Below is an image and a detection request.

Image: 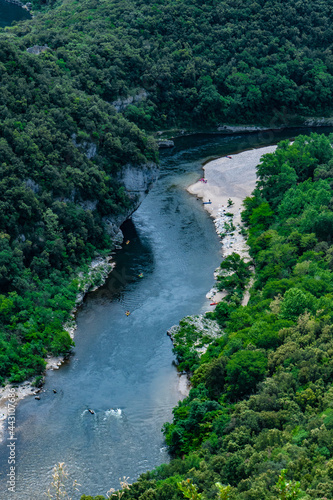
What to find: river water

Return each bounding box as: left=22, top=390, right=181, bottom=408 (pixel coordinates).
left=1, top=129, right=333, bottom=499
left=0, top=0, right=30, bottom=28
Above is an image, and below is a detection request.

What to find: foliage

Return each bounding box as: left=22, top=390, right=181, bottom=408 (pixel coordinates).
left=216, top=253, right=251, bottom=305
left=177, top=479, right=202, bottom=500
left=275, top=470, right=305, bottom=500
left=8, top=0, right=333, bottom=132
left=83, top=135, right=333, bottom=499
left=0, top=5, right=158, bottom=381
left=106, top=477, right=131, bottom=499
left=3, top=0, right=333, bottom=492
left=3, top=0, right=333, bottom=383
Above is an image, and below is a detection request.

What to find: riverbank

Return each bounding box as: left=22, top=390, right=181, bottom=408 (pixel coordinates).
left=154, top=118, right=333, bottom=140
left=167, top=145, right=278, bottom=374
left=0, top=254, right=116, bottom=443
left=188, top=145, right=277, bottom=304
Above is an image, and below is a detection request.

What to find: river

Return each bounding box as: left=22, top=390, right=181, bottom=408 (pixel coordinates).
left=1, top=129, right=333, bottom=499
left=0, top=0, right=30, bottom=28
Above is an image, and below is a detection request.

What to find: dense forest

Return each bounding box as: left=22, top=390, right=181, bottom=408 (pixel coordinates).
left=20, top=0, right=333, bottom=128
left=1, top=0, right=333, bottom=382
left=1, top=0, right=333, bottom=496
left=2, top=0, right=333, bottom=494
left=0, top=22, right=158, bottom=383
left=81, top=133, right=333, bottom=499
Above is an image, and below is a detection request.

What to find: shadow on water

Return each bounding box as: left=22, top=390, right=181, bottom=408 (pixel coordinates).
left=93, top=219, right=155, bottom=304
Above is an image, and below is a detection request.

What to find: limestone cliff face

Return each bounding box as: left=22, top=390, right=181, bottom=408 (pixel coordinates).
left=120, top=162, right=158, bottom=204
left=303, top=117, right=333, bottom=127
left=112, top=89, right=149, bottom=113
left=69, top=134, right=159, bottom=240
left=103, top=161, right=159, bottom=238
left=71, top=134, right=97, bottom=159
left=79, top=162, right=159, bottom=239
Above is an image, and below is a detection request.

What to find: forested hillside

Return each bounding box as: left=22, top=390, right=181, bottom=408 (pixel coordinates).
left=1, top=0, right=333, bottom=424
left=0, top=13, right=157, bottom=384
left=2, top=0, right=333, bottom=495
left=82, top=134, right=333, bottom=499
left=21, top=0, right=333, bottom=128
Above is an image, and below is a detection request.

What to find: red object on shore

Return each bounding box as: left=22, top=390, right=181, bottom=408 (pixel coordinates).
left=210, top=302, right=218, bottom=306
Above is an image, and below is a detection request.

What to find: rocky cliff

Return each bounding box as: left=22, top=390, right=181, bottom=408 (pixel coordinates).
left=70, top=134, right=159, bottom=240
left=103, top=161, right=159, bottom=239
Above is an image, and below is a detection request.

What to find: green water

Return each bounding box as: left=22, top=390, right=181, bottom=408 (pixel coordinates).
left=0, top=0, right=30, bottom=28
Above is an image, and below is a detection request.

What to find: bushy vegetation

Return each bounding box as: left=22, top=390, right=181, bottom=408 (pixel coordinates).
left=3, top=0, right=333, bottom=491
left=83, top=134, right=333, bottom=499
left=9, top=0, right=333, bottom=130
left=2, top=0, right=333, bottom=383
left=0, top=12, right=157, bottom=384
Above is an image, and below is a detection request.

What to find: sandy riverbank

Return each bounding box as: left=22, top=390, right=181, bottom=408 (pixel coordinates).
left=168, top=145, right=278, bottom=387
left=187, top=145, right=277, bottom=304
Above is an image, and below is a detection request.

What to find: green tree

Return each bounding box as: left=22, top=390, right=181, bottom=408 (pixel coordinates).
left=226, top=350, right=267, bottom=400
left=280, top=288, right=315, bottom=320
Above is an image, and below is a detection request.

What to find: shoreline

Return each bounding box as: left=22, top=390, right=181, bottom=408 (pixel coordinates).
left=188, top=145, right=277, bottom=304
left=155, top=119, right=333, bottom=140
left=0, top=253, right=117, bottom=443
left=0, top=145, right=281, bottom=440
left=167, top=145, right=278, bottom=382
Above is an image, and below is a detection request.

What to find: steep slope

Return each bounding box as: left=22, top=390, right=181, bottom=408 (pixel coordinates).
left=0, top=34, right=158, bottom=383
left=20, top=0, right=333, bottom=128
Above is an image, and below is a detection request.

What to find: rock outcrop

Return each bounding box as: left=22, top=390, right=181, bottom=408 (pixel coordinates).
left=168, top=315, right=222, bottom=358
left=71, top=134, right=97, bottom=159
left=303, top=117, right=333, bottom=127
left=70, top=133, right=158, bottom=237
left=26, top=45, right=50, bottom=55
left=217, top=124, right=268, bottom=134
left=112, top=89, right=149, bottom=112
left=157, top=139, right=175, bottom=148
left=24, top=178, right=40, bottom=193
left=103, top=161, right=159, bottom=237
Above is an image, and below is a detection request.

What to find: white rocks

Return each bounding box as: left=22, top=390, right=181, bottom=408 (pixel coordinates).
left=217, top=124, right=270, bottom=133
left=26, top=45, right=49, bottom=55
left=112, top=89, right=149, bottom=113
left=71, top=133, right=97, bottom=159
left=168, top=315, right=222, bottom=359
